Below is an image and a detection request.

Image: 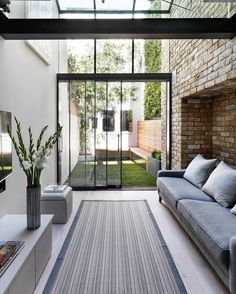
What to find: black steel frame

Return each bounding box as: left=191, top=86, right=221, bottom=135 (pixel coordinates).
left=1, top=18, right=236, bottom=40
left=57, top=73, right=172, bottom=190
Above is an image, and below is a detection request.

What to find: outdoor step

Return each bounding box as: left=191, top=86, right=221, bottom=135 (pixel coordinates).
left=130, top=147, right=151, bottom=160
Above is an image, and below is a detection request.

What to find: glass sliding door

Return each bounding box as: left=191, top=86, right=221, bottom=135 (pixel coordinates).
left=94, top=81, right=122, bottom=188
left=107, top=82, right=122, bottom=187
left=58, top=75, right=170, bottom=189
left=84, top=81, right=96, bottom=188
left=95, top=81, right=107, bottom=187
left=58, top=79, right=122, bottom=189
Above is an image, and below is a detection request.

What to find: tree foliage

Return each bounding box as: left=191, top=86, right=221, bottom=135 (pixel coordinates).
left=144, top=0, right=162, bottom=119
left=68, top=42, right=136, bottom=152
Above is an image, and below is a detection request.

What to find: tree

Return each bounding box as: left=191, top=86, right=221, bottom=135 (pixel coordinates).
left=68, top=42, right=136, bottom=153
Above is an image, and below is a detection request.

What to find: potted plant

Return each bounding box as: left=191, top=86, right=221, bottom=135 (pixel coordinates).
left=8, top=117, right=62, bottom=230
left=147, top=149, right=161, bottom=177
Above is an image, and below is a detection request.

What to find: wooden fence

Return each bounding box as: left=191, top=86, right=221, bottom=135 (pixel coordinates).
left=137, top=119, right=161, bottom=153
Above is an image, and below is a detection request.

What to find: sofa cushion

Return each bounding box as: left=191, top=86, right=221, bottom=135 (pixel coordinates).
left=184, top=154, right=217, bottom=189
left=158, top=177, right=214, bottom=209
left=231, top=204, right=236, bottom=215
left=202, top=161, right=236, bottom=208
left=178, top=199, right=236, bottom=273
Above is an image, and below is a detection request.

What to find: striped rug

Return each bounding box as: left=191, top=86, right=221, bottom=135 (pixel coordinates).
left=44, top=200, right=187, bottom=294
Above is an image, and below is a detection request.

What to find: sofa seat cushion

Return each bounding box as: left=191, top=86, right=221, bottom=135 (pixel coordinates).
left=158, top=177, right=214, bottom=209
left=178, top=200, right=236, bottom=273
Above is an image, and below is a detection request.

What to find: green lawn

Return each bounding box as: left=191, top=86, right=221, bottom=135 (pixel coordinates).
left=122, top=160, right=156, bottom=187
left=67, top=159, right=156, bottom=187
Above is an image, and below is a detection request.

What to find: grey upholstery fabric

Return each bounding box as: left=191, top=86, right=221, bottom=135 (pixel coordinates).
left=158, top=177, right=214, bottom=209
left=202, top=161, right=236, bottom=208
left=184, top=154, right=217, bottom=188
left=158, top=170, right=186, bottom=178
left=231, top=204, right=236, bottom=215
left=41, top=187, right=73, bottom=224
left=178, top=200, right=236, bottom=274
left=230, top=236, right=236, bottom=294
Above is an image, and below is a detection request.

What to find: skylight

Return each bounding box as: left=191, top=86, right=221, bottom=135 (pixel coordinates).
left=58, top=0, right=171, bottom=15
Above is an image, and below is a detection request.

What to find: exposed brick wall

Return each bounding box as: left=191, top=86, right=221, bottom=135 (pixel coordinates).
left=171, top=37, right=236, bottom=169
left=181, top=98, right=212, bottom=167
left=212, top=93, right=236, bottom=165
left=161, top=0, right=236, bottom=169
left=170, top=1, right=232, bottom=18
left=161, top=40, right=169, bottom=169
left=180, top=93, right=236, bottom=168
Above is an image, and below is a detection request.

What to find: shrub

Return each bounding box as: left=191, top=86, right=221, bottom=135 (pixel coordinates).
left=144, top=40, right=161, bottom=119
left=151, top=149, right=161, bottom=161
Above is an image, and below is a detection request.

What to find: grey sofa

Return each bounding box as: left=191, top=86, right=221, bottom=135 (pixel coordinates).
left=157, top=170, right=236, bottom=294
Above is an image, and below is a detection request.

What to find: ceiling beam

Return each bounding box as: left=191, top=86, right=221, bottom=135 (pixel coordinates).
left=0, top=18, right=235, bottom=40
left=57, top=73, right=172, bottom=82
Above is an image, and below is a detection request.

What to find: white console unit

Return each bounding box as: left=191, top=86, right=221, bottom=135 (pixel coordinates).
left=0, top=214, right=53, bottom=294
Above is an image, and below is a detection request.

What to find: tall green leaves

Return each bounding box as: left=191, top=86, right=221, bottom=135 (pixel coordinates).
left=144, top=0, right=162, bottom=119
left=8, top=117, right=62, bottom=187
left=144, top=40, right=161, bottom=119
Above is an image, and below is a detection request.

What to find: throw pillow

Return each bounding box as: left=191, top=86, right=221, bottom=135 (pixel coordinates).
left=231, top=204, right=236, bottom=215
left=202, top=161, right=236, bottom=208
left=184, top=154, right=217, bottom=189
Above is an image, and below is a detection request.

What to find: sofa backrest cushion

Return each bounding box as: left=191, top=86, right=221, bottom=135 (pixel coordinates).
left=202, top=161, right=236, bottom=208
left=184, top=154, right=217, bottom=189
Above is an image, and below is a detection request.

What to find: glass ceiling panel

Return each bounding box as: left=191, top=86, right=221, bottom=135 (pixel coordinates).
left=58, top=0, right=171, bottom=14
left=4, top=0, right=233, bottom=19
left=96, top=13, right=133, bottom=19
left=59, top=0, right=94, bottom=11
left=96, top=0, right=134, bottom=11
left=135, top=0, right=157, bottom=11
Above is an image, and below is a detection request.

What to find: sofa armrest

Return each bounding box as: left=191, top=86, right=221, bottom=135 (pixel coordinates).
left=230, top=236, right=236, bottom=294
left=157, top=170, right=186, bottom=178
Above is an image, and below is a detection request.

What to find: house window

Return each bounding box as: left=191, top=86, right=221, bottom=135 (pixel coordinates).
left=122, top=110, right=129, bottom=131
left=89, top=117, right=98, bottom=129
left=102, top=110, right=115, bottom=132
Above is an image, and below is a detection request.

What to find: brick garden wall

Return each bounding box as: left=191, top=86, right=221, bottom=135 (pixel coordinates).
left=161, top=0, right=236, bottom=169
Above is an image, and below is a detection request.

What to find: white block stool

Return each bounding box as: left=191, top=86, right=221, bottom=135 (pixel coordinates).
left=41, top=186, right=73, bottom=224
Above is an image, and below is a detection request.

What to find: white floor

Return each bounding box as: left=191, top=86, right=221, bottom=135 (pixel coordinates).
left=34, top=190, right=229, bottom=294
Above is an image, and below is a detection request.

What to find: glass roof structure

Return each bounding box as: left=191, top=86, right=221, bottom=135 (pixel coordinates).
left=57, top=0, right=172, bottom=15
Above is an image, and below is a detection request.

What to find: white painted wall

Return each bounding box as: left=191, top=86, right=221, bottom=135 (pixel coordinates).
left=58, top=82, right=70, bottom=184
left=0, top=39, right=67, bottom=218
left=70, top=114, right=80, bottom=174
left=58, top=85, right=80, bottom=184
left=128, top=82, right=144, bottom=147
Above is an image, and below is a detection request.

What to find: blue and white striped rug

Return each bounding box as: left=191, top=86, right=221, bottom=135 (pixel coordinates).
left=44, top=200, right=187, bottom=294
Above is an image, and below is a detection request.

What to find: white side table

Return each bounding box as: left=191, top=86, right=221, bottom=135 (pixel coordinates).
left=0, top=214, right=53, bottom=294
